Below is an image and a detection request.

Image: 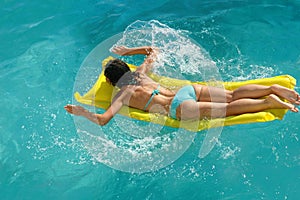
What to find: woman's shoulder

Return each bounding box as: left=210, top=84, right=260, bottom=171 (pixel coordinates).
left=120, top=84, right=141, bottom=95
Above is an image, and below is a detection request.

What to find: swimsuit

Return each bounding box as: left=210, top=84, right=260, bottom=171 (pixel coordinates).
left=169, top=85, right=197, bottom=119
left=143, top=85, right=160, bottom=111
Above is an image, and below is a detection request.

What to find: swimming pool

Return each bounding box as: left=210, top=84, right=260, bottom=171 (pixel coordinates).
left=1, top=0, right=300, bottom=199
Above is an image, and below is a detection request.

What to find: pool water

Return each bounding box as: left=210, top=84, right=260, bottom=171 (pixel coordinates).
left=1, top=0, right=300, bottom=199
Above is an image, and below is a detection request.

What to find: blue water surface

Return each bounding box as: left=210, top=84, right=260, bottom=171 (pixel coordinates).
left=1, top=0, right=300, bottom=199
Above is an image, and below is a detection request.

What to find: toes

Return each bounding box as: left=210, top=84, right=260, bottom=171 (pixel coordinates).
left=291, top=106, right=299, bottom=113
left=295, top=95, right=300, bottom=105
left=287, top=94, right=300, bottom=105
left=290, top=94, right=300, bottom=105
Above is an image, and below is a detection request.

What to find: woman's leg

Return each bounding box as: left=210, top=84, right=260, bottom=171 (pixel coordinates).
left=226, top=94, right=298, bottom=116
left=179, top=94, right=298, bottom=120
left=232, top=84, right=300, bottom=104
left=193, top=84, right=300, bottom=104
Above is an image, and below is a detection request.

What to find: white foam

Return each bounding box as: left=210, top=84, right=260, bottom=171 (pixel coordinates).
left=114, top=20, right=219, bottom=81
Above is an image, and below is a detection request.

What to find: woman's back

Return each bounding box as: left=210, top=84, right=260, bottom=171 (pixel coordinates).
left=120, top=72, right=175, bottom=114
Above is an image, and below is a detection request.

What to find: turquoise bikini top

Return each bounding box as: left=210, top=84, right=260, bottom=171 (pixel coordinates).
left=143, top=85, right=160, bottom=111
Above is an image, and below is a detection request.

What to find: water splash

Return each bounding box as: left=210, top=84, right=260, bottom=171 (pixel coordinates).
left=113, top=20, right=219, bottom=82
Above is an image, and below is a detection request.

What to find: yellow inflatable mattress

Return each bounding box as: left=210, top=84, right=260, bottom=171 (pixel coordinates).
left=74, top=56, right=296, bottom=131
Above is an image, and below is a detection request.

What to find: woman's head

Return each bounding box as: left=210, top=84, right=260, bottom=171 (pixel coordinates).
left=104, top=59, right=131, bottom=86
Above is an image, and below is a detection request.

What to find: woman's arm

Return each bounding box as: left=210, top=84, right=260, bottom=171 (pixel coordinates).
left=64, top=105, right=111, bottom=126
left=64, top=90, right=126, bottom=126
left=111, top=46, right=155, bottom=56
left=112, top=46, right=159, bottom=74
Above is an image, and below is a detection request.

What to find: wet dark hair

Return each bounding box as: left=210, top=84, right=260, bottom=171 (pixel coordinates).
left=104, top=59, right=140, bottom=87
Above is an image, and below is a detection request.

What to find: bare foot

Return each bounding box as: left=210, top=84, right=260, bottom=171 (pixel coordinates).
left=271, top=84, right=300, bottom=105
left=266, top=94, right=298, bottom=112
left=64, top=104, right=87, bottom=116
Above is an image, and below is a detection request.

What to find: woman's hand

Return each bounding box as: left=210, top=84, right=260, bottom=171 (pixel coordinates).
left=111, top=46, right=130, bottom=56
left=64, top=104, right=87, bottom=116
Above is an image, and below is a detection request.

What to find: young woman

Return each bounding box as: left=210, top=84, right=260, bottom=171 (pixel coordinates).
left=65, top=46, right=299, bottom=126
